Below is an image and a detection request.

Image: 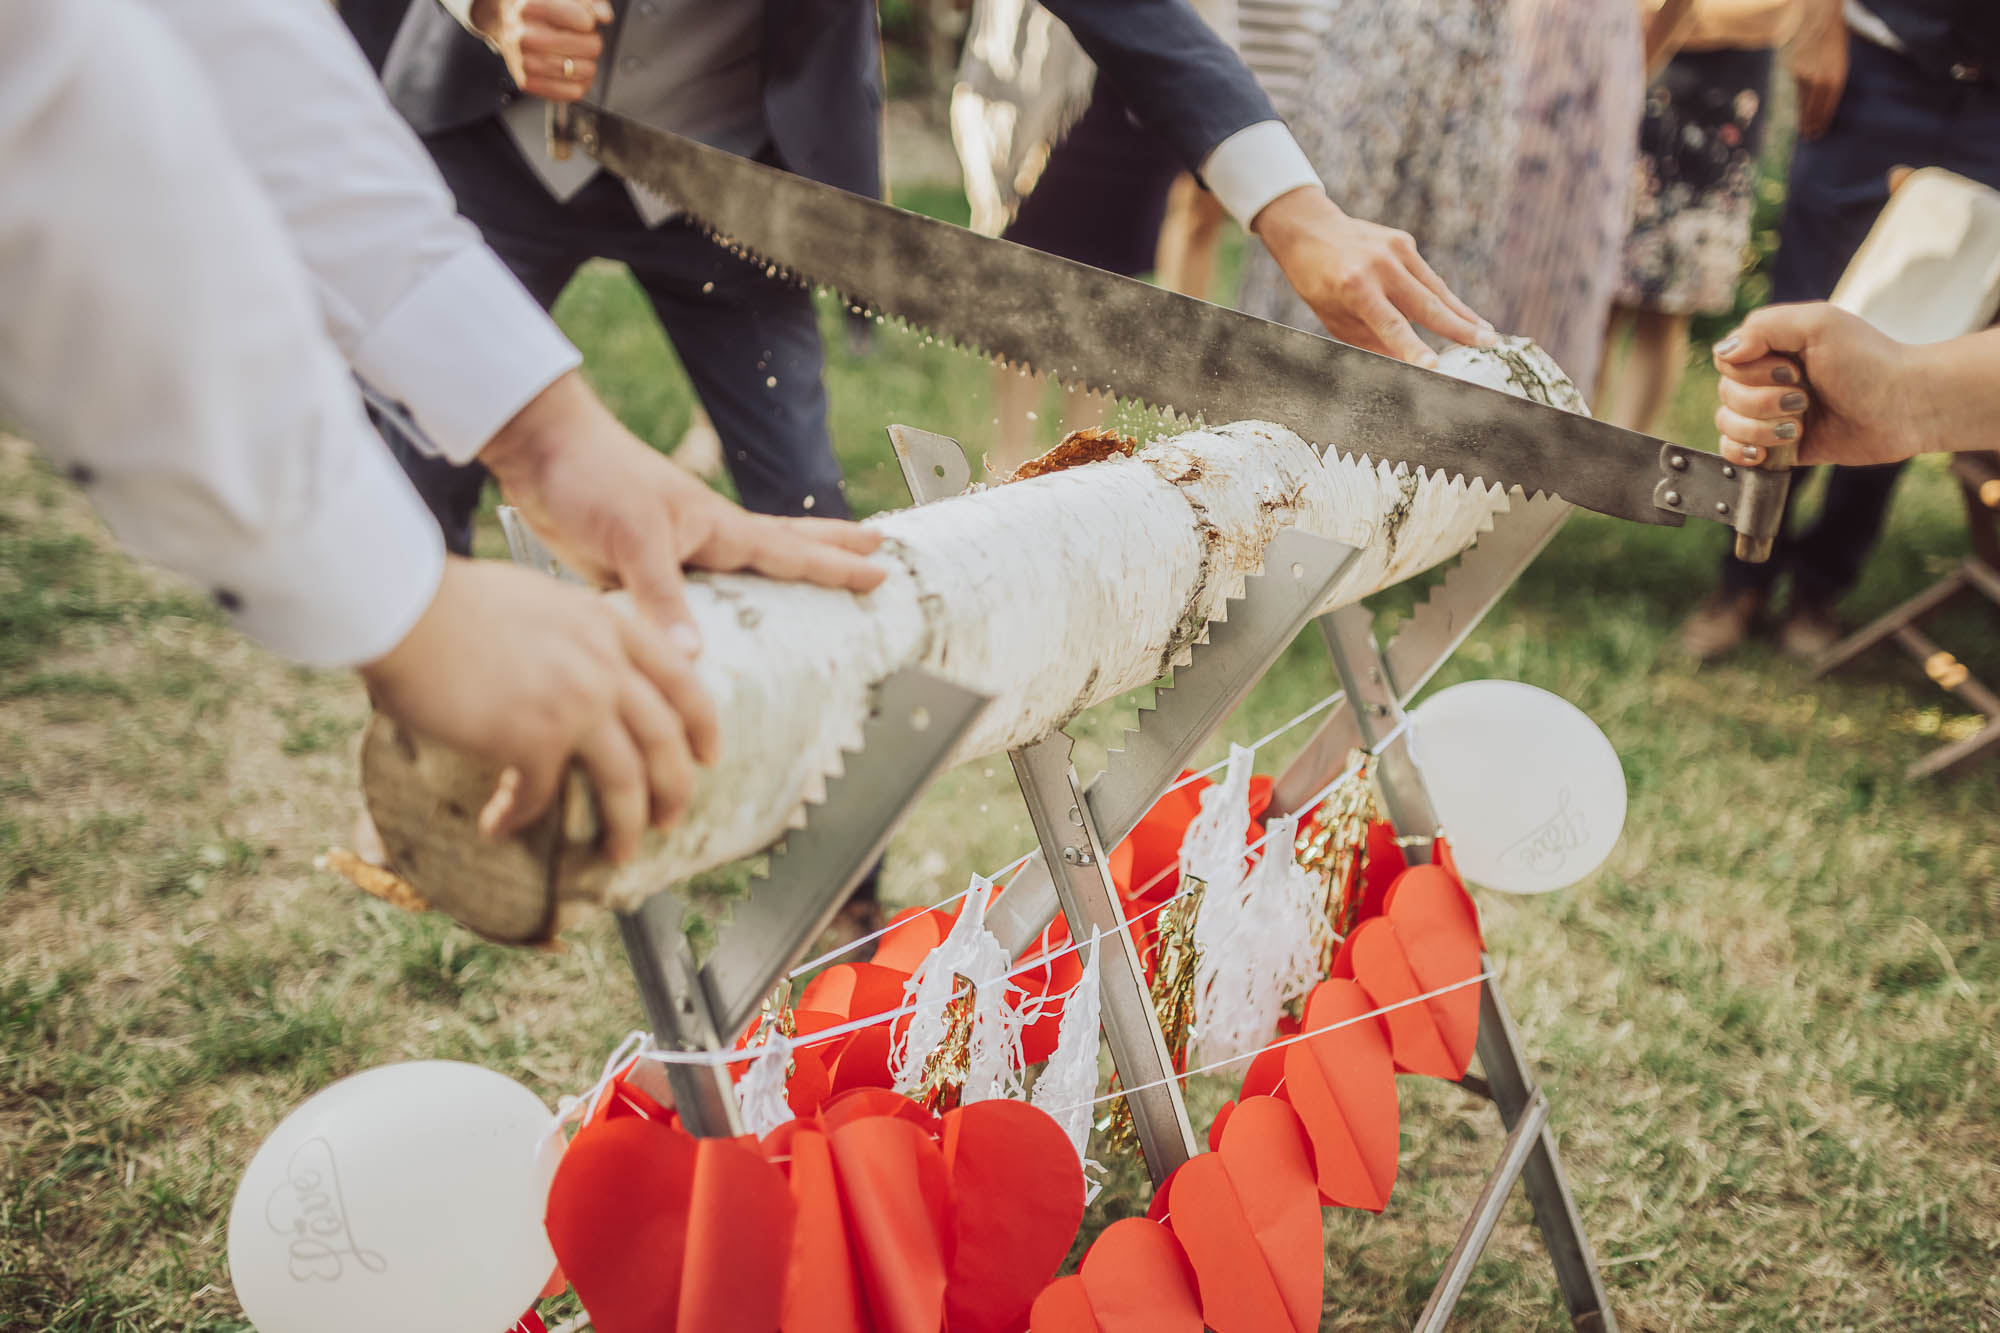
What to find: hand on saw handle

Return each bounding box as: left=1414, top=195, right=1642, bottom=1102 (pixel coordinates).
left=1250, top=185, right=1497, bottom=368
left=1713, top=303, right=1926, bottom=469
left=469, top=0, right=612, bottom=102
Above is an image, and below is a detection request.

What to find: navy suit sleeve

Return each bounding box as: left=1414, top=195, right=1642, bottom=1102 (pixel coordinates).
left=1035, top=0, right=1281, bottom=172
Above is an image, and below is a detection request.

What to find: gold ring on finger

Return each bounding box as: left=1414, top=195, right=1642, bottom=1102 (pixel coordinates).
left=562, top=56, right=576, bottom=79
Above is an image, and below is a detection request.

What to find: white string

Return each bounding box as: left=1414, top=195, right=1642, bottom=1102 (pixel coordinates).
left=1166, top=688, right=1344, bottom=795
left=1037, top=969, right=1493, bottom=1116
left=537, top=1029, right=651, bottom=1151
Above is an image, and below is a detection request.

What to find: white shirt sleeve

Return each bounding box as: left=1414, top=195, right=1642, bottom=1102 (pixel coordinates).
left=0, top=0, right=444, bottom=668
left=1199, top=120, right=1324, bottom=231
left=139, top=0, right=580, bottom=465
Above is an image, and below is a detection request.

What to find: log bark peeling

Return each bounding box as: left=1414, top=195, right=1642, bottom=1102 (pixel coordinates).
left=361, top=339, right=1584, bottom=939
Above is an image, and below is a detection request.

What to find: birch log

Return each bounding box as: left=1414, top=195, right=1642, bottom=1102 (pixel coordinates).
left=361, top=340, right=1584, bottom=939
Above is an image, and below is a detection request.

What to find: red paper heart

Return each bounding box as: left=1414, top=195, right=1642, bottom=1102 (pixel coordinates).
left=1239, top=1037, right=1288, bottom=1101
left=942, top=1100, right=1088, bottom=1333
left=774, top=1124, right=870, bottom=1333
left=797, top=962, right=912, bottom=1033
left=1030, top=1217, right=1205, bottom=1333
left=1354, top=820, right=1408, bottom=924
left=545, top=1116, right=793, bottom=1333
left=827, top=1112, right=952, bottom=1333
left=818, top=1086, right=940, bottom=1135
left=784, top=1043, right=833, bottom=1118
left=1162, top=1096, right=1324, bottom=1333
left=1383, top=863, right=1482, bottom=947
left=874, top=905, right=959, bottom=974
left=1333, top=865, right=1483, bottom=1080
left=1030, top=1276, right=1098, bottom=1332
left=1281, top=978, right=1399, bottom=1211
left=828, top=1024, right=898, bottom=1094
left=1011, top=941, right=1084, bottom=1064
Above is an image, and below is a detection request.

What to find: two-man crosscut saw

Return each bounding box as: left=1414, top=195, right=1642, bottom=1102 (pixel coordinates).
left=559, top=106, right=1791, bottom=562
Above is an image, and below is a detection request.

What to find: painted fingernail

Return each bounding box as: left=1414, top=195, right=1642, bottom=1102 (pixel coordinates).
left=670, top=622, right=703, bottom=658
left=1741, top=444, right=1761, bottom=462
left=1772, top=364, right=1798, bottom=386
left=1780, top=391, right=1808, bottom=412
left=1775, top=420, right=1799, bottom=440
left=1715, top=334, right=1740, bottom=356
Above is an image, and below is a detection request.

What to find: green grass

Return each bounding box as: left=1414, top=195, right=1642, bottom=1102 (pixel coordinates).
left=4, top=184, right=2000, bottom=1331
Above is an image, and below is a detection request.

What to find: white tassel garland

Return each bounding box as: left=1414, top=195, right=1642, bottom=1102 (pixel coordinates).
left=736, top=1037, right=796, bottom=1138
left=892, top=876, right=1014, bottom=1101
left=1191, top=809, right=1332, bottom=1067
left=1030, top=930, right=1104, bottom=1173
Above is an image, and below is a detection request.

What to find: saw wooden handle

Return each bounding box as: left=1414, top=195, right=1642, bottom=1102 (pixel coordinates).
left=1732, top=438, right=1796, bottom=564
left=1731, top=347, right=1807, bottom=564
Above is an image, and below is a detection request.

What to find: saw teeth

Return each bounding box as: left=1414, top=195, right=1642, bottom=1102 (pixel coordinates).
left=678, top=199, right=1221, bottom=429
left=1096, top=543, right=1300, bottom=770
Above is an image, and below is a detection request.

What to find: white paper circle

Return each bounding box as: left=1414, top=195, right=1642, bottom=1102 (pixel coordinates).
left=1407, top=680, right=1626, bottom=894
left=228, top=1061, right=559, bottom=1333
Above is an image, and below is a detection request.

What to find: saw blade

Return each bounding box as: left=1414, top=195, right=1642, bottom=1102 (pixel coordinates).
left=568, top=105, right=1753, bottom=536
left=1088, top=529, right=1356, bottom=844
left=1381, top=493, right=1571, bottom=700
left=699, top=666, right=987, bottom=1041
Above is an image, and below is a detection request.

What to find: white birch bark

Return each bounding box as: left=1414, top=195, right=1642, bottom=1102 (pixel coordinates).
left=362, top=340, right=1583, bottom=926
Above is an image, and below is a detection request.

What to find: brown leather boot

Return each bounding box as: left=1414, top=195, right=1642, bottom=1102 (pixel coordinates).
left=1779, top=592, right=1842, bottom=661
left=1679, top=587, right=1765, bottom=662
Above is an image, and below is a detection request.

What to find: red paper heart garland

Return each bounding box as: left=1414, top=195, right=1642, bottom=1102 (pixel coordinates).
left=543, top=1115, right=792, bottom=1333
left=1029, top=1218, right=1204, bottom=1333
left=541, top=779, right=1487, bottom=1333
left=1161, top=1096, right=1324, bottom=1333
left=547, top=1087, right=1085, bottom=1333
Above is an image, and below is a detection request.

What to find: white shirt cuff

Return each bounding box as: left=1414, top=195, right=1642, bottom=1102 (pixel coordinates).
left=1199, top=120, right=1324, bottom=231
left=349, top=244, right=581, bottom=465
left=224, top=436, right=446, bottom=668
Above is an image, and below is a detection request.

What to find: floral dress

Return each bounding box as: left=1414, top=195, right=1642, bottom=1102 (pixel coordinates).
left=1238, top=0, right=1643, bottom=395
left=1616, top=47, right=1776, bottom=316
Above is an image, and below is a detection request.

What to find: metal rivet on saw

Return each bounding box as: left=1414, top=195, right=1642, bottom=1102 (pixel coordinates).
left=1060, top=846, right=1087, bottom=865
left=1669, top=454, right=1688, bottom=471
left=1722, top=464, right=1737, bottom=479
left=1663, top=490, right=1682, bottom=507
left=1715, top=501, right=1731, bottom=516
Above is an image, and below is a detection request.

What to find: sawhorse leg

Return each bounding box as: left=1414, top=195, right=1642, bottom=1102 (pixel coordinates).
left=1320, top=604, right=1617, bottom=1332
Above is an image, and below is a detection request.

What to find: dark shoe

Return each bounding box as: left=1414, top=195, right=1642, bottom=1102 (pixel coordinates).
left=1779, top=594, right=1842, bottom=661
left=1679, top=587, right=1765, bottom=662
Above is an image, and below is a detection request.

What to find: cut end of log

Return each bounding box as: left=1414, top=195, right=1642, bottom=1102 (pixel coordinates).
left=358, top=714, right=590, bottom=944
